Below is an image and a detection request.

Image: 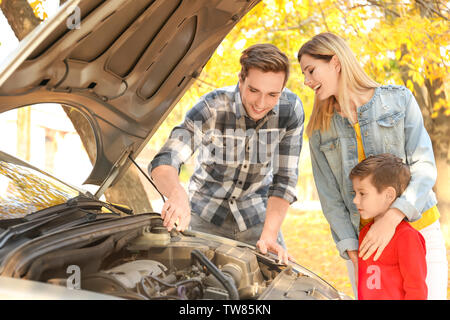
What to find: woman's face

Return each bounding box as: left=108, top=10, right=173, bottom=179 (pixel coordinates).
left=299, top=54, right=340, bottom=101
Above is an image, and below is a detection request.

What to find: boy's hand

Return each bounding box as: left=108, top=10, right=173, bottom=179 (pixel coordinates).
left=359, top=208, right=405, bottom=261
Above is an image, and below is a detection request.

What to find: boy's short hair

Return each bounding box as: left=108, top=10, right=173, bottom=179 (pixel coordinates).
left=349, top=153, right=411, bottom=197
left=239, top=43, right=290, bottom=86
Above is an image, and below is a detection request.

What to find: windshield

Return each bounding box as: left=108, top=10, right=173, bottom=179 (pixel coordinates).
left=0, top=160, right=79, bottom=219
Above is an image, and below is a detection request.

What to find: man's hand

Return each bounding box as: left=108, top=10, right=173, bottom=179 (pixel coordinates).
left=151, top=165, right=191, bottom=232
left=359, top=208, right=405, bottom=261
left=256, top=236, right=294, bottom=265
left=257, top=196, right=293, bottom=264
left=161, top=186, right=191, bottom=232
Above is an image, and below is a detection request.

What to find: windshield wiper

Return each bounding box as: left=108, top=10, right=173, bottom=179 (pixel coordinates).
left=0, top=207, right=103, bottom=249
left=0, top=212, right=60, bottom=249
left=39, top=209, right=97, bottom=235
left=24, top=195, right=129, bottom=222
left=0, top=195, right=131, bottom=249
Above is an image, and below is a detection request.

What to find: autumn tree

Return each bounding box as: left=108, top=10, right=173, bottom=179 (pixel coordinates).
left=2, top=0, right=448, bottom=221
left=0, top=0, right=35, bottom=162
left=0, top=0, right=153, bottom=213
left=189, top=0, right=449, bottom=221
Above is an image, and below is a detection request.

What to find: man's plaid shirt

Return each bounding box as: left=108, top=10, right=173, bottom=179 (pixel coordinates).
left=149, top=84, right=304, bottom=231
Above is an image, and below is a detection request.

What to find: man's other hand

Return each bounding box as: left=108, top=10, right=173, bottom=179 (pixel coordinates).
left=256, top=237, right=294, bottom=265
left=161, top=186, right=191, bottom=232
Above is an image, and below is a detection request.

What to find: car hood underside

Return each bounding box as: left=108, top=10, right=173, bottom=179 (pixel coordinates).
left=0, top=0, right=259, bottom=189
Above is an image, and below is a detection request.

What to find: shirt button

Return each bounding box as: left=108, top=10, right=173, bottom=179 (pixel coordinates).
left=238, top=181, right=243, bottom=185
left=243, top=164, right=248, bottom=169
left=229, top=200, right=234, bottom=204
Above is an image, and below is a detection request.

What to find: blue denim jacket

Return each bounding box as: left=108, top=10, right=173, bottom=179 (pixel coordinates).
left=309, top=85, right=437, bottom=259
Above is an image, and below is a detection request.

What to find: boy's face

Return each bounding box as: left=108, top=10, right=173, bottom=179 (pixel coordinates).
left=239, top=68, right=285, bottom=121
left=352, top=175, right=394, bottom=220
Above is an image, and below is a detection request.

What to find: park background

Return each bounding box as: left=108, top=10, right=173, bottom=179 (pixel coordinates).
left=0, top=0, right=448, bottom=299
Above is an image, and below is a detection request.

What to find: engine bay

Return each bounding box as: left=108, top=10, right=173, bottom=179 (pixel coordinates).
left=1, top=215, right=344, bottom=300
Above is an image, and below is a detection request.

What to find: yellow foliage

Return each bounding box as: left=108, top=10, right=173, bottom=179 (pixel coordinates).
left=28, top=0, right=47, bottom=20
left=185, top=0, right=449, bottom=134
left=0, top=161, right=78, bottom=218
left=183, top=1, right=447, bottom=136
left=147, top=0, right=450, bottom=188
left=22, top=0, right=449, bottom=174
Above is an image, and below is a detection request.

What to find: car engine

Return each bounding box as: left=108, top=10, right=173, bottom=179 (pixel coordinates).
left=2, top=215, right=345, bottom=300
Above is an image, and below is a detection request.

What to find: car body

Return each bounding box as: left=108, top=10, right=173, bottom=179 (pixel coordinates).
left=0, top=0, right=350, bottom=300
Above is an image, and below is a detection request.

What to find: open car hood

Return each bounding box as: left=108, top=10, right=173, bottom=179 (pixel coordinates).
left=0, top=0, right=259, bottom=191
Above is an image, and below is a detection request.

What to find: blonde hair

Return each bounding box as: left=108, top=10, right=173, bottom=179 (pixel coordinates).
left=297, top=33, right=380, bottom=136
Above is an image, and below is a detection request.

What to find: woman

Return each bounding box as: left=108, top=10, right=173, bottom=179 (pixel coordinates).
left=297, top=32, right=447, bottom=299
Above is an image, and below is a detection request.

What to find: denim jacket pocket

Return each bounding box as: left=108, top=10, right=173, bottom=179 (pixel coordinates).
left=319, top=138, right=342, bottom=176
left=375, top=111, right=405, bottom=152
left=376, top=111, right=405, bottom=127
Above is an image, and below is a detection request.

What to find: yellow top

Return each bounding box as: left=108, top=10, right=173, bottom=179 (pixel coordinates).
left=409, top=205, right=440, bottom=230
left=353, top=123, right=366, bottom=163
left=353, top=123, right=439, bottom=231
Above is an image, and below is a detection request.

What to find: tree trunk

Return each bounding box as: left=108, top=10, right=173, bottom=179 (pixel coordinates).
left=62, top=106, right=154, bottom=213
left=0, top=0, right=41, bottom=39
left=16, top=107, right=31, bottom=161
left=1, top=0, right=40, bottom=163
left=394, top=4, right=450, bottom=223
left=1, top=0, right=153, bottom=214
left=424, top=77, right=450, bottom=223
left=404, top=77, right=450, bottom=224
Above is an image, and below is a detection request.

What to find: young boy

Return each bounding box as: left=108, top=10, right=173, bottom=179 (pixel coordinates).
left=349, top=153, right=427, bottom=300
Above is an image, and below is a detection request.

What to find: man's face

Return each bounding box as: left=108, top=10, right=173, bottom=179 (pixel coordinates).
left=352, top=175, right=392, bottom=220
left=239, top=68, right=285, bottom=121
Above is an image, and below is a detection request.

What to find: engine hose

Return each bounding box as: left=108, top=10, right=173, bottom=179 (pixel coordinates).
left=191, top=249, right=239, bottom=300
left=161, top=279, right=204, bottom=299
left=143, top=274, right=204, bottom=299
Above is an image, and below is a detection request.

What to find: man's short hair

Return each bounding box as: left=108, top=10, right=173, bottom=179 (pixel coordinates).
left=349, top=153, right=411, bottom=197
left=239, top=43, right=290, bottom=86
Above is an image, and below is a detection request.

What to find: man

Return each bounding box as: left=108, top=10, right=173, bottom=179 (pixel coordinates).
left=149, top=44, right=304, bottom=263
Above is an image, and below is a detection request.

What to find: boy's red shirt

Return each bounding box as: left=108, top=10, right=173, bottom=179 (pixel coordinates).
left=358, top=220, right=427, bottom=300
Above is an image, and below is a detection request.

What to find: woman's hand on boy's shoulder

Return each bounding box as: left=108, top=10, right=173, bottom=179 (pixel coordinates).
left=359, top=208, right=405, bottom=261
